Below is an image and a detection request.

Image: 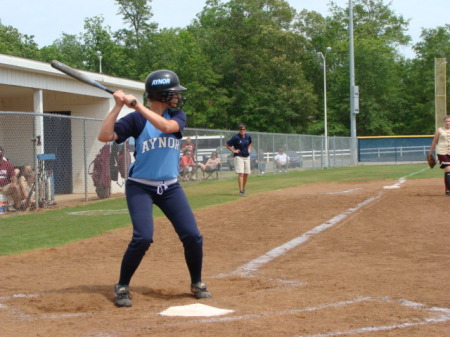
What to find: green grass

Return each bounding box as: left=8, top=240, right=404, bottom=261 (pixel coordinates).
left=0, top=164, right=440, bottom=256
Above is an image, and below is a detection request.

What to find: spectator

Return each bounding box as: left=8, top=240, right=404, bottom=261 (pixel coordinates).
left=181, top=137, right=196, bottom=155
left=179, top=150, right=197, bottom=181
left=198, top=151, right=221, bottom=173
left=256, top=150, right=266, bottom=175
left=274, top=149, right=290, bottom=173
left=429, top=115, right=450, bottom=195
left=19, top=167, right=35, bottom=209
left=0, top=146, right=22, bottom=211
left=17, top=165, right=32, bottom=185
left=21, top=164, right=33, bottom=174
left=14, top=166, right=21, bottom=177
left=226, top=124, right=252, bottom=196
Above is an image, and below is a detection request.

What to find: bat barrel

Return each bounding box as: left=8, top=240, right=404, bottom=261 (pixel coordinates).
left=51, top=60, right=136, bottom=106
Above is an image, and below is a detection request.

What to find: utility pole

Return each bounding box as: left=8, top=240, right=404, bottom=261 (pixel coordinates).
left=96, top=51, right=103, bottom=74
left=349, top=0, right=358, bottom=164
left=318, top=47, right=331, bottom=167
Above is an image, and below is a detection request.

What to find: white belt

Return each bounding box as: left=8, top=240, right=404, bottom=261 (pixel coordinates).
left=128, top=177, right=177, bottom=195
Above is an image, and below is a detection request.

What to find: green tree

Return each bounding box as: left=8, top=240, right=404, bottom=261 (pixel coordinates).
left=348, top=0, right=410, bottom=136
left=403, top=25, right=450, bottom=134
left=298, top=0, right=411, bottom=136
left=0, top=23, right=40, bottom=59
left=144, top=27, right=223, bottom=128
left=115, top=0, right=157, bottom=49
left=193, top=0, right=317, bottom=132
left=40, top=34, right=85, bottom=68
left=294, top=9, right=344, bottom=135
left=81, top=16, right=117, bottom=74
left=78, top=16, right=137, bottom=79
left=3, top=0, right=445, bottom=137
left=112, top=0, right=158, bottom=79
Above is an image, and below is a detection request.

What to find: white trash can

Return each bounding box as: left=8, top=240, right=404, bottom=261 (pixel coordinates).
left=0, top=193, right=7, bottom=214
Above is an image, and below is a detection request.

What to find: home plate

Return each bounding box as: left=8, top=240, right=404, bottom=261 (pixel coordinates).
left=384, top=185, right=400, bottom=189
left=159, top=303, right=234, bottom=317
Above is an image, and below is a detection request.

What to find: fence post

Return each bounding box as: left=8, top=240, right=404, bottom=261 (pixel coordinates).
left=83, top=119, right=88, bottom=201
left=32, top=114, right=40, bottom=210
left=299, top=134, right=302, bottom=168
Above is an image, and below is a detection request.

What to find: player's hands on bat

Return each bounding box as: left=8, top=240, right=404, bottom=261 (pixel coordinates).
left=123, top=94, right=138, bottom=108
left=113, top=90, right=138, bottom=108
left=112, top=90, right=126, bottom=107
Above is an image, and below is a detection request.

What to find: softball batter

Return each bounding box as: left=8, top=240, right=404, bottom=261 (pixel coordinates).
left=98, top=70, right=211, bottom=307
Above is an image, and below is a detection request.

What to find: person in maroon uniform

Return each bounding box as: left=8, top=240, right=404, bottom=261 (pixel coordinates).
left=0, top=146, right=21, bottom=211
left=429, top=115, right=450, bottom=195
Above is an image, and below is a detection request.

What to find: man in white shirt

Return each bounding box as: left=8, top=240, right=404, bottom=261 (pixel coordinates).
left=274, top=149, right=290, bottom=173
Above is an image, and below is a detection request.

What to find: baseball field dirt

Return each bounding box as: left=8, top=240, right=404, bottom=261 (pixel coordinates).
left=0, top=177, right=449, bottom=336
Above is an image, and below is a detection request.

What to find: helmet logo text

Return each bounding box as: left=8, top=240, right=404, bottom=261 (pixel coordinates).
left=152, top=78, right=171, bottom=86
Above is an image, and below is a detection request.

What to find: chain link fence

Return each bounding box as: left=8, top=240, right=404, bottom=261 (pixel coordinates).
left=0, top=112, right=354, bottom=209
left=180, top=128, right=354, bottom=176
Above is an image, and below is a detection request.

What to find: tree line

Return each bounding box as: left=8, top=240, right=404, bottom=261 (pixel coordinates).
left=1, top=0, right=449, bottom=136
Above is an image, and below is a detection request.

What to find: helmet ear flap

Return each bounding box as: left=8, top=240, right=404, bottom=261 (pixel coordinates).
left=146, top=91, right=161, bottom=101
left=147, top=91, right=186, bottom=109
left=163, top=92, right=187, bottom=109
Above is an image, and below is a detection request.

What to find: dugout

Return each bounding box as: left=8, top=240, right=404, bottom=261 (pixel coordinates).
left=0, top=53, right=144, bottom=195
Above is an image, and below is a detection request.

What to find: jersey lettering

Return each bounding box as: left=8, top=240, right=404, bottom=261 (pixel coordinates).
left=167, top=137, right=178, bottom=149
left=159, top=137, right=167, bottom=148
left=141, top=137, right=180, bottom=153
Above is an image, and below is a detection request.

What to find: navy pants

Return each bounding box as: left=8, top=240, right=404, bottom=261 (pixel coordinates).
left=118, top=179, right=203, bottom=286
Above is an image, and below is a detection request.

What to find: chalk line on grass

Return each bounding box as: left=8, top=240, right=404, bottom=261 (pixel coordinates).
left=67, top=209, right=128, bottom=216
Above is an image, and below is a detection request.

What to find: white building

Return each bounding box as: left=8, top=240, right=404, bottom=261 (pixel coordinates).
left=0, top=53, right=144, bottom=195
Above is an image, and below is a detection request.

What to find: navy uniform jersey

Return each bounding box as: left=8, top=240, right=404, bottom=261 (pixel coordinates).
left=114, top=109, right=186, bottom=181
left=226, top=133, right=252, bottom=157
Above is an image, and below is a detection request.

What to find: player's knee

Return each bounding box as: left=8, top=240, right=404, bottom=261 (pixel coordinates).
left=181, top=233, right=203, bottom=248
left=130, top=237, right=153, bottom=251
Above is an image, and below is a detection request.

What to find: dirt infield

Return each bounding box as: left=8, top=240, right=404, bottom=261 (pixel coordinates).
left=1, top=177, right=449, bottom=337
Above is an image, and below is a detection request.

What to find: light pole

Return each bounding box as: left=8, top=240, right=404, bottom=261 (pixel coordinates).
left=349, top=0, right=358, bottom=165
left=318, top=46, right=331, bottom=167
left=96, top=51, right=103, bottom=73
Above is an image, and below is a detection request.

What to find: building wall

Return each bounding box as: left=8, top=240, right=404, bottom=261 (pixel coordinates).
left=0, top=54, right=144, bottom=194
left=358, top=136, right=433, bottom=162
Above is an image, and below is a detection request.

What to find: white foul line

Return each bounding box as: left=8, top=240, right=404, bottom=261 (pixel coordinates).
left=298, top=303, right=450, bottom=337
left=219, top=193, right=382, bottom=278
left=5, top=170, right=444, bottom=336
left=220, top=169, right=427, bottom=278
left=80, top=297, right=450, bottom=336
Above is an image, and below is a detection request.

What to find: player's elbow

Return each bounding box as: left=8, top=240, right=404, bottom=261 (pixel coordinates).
left=161, top=123, right=180, bottom=134
left=98, top=133, right=114, bottom=143
left=97, top=135, right=108, bottom=143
